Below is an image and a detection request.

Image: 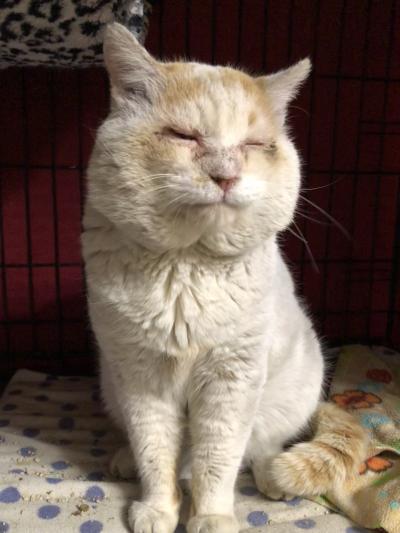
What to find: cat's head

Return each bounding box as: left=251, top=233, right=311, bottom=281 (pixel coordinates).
left=87, top=23, right=310, bottom=255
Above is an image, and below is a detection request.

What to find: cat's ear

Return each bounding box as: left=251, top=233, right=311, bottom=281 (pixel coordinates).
left=103, top=22, right=162, bottom=104
left=257, top=58, right=311, bottom=127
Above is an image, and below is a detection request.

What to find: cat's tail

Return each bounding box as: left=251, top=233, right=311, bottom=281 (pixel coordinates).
left=270, top=402, right=369, bottom=496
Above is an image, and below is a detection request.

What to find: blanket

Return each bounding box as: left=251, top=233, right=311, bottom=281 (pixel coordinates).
left=1, top=345, right=397, bottom=531
left=321, top=344, right=400, bottom=532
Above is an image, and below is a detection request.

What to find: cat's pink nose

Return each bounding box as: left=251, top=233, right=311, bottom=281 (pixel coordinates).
left=211, top=176, right=238, bottom=193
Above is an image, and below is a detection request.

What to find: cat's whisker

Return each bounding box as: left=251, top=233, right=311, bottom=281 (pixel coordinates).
left=169, top=197, right=191, bottom=227
left=299, top=194, right=351, bottom=240
left=138, top=176, right=179, bottom=181
left=172, top=205, right=186, bottom=227
left=287, top=222, right=319, bottom=273
left=164, top=192, right=192, bottom=211
left=137, top=173, right=182, bottom=182
left=295, top=209, right=329, bottom=226
left=289, top=104, right=310, bottom=117
left=138, top=185, right=178, bottom=195
left=301, top=176, right=345, bottom=192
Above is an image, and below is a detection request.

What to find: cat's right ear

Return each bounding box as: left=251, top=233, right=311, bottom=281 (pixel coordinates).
left=103, top=23, right=163, bottom=104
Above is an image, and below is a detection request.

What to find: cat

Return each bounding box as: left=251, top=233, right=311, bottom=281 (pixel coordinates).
left=81, top=22, right=368, bottom=533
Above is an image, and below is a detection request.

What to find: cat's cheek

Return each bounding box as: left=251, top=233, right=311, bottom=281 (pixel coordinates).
left=164, top=142, right=200, bottom=167
left=144, top=139, right=175, bottom=165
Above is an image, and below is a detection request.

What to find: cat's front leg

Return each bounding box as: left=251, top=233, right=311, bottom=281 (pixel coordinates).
left=187, top=347, right=264, bottom=533
left=120, top=388, right=184, bottom=533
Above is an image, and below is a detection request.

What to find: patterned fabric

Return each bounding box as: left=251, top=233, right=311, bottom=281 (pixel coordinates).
left=0, top=368, right=366, bottom=532
left=321, top=344, right=400, bottom=532
left=0, top=0, right=152, bottom=67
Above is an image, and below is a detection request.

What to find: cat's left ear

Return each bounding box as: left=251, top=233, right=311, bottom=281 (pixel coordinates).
left=257, top=58, right=311, bottom=127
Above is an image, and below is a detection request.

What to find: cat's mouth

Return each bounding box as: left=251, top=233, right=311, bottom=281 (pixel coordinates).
left=163, top=181, right=247, bottom=211
left=188, top=190, right=237, bottom=206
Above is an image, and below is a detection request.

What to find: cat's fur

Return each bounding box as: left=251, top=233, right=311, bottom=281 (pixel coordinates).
left=82, top=23, right=368, bottom=533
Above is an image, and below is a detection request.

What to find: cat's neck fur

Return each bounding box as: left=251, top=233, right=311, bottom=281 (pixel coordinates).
left=83, top=200, right=279, bottom=268
left=83, top=201, right=279, bottom=359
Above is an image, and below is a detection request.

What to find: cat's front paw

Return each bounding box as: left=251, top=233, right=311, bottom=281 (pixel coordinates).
left=257, top=479, right=293, bottom=501
left=252, top=458, right=294, bottom=501
left=110, top=445, right=137, bottom=479
left=254, top=472, right=293, bottom=501
left=129, top=501, right=178, bottom=533
left=187, top=515, right=239, bottom=533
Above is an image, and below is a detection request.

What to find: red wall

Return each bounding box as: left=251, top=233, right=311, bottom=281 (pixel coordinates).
left=0, top=0, right=399, bottom=375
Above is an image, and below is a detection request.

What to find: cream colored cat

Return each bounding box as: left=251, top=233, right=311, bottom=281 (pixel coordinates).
left=82, top=23, right=367, bottom=533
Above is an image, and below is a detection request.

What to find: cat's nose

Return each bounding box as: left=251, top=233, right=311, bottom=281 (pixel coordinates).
left=210, top=176, right=238, bottom=193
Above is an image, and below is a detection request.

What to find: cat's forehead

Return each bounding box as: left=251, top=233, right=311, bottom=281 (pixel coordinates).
left=162, top=62, right=264, bottom=102
left=159, top=62, right=274, bottom=136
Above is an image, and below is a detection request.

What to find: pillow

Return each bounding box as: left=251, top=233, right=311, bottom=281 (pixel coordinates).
left=0, top=0, right=152, bottom=67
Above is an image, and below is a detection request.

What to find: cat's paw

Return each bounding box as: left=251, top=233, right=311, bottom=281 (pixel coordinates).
left=256, top=477, right=293, bottom=501
left=110, top=445, right=137, bottom=479
left=187, top=515, right=239, bottom=533
left=252, top=460, right=294, bottom=501
left=128, top=501, right=178, bottom=533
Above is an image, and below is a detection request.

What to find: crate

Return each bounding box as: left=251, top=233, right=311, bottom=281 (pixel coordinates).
left=0, top=0, right=399, bottom=376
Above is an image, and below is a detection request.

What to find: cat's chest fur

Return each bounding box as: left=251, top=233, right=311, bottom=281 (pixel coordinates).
left=84, top=225, right=272, bottom=359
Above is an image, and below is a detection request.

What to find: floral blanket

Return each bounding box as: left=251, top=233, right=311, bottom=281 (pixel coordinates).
left=322, top=344, right=400, bottom=533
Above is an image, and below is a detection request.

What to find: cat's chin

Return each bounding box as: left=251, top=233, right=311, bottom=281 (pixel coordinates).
left=185, top=201, right=245, bottom=226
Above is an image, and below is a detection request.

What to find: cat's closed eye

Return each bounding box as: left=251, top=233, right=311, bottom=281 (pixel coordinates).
left=163, top=128, right=198, bottom=142
left=244, top=140, right=277, bottom=152
left=244, top=140, right=265, bottom=148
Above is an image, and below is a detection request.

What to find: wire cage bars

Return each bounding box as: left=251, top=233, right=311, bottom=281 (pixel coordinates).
left=0, top=0, right=399, bottom=377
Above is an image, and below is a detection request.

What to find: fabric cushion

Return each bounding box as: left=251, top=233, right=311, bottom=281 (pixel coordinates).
left=0, top=0, right=152, bottom=67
